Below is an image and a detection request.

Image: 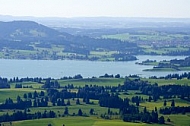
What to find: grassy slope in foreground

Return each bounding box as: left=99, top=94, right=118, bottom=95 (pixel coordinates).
left=13, top=117, right=165, bottom=126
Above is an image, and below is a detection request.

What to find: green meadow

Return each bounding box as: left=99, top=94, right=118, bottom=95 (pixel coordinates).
left=102, top=32, right=190, bottom=43
left=12, top=116, right=190, bottom=126
left=142, top=78, right=190, bottom=86
left=102, top=32, right=190, bottom=55
left=58, top=78, right=124, bottom=87
left=0, top=89, right=33, bottom=103
left=12, top=117, right=166, bottom=126
left=0, top=78, right=190, bottom=126
left=140, top=99, right=190, bottom=111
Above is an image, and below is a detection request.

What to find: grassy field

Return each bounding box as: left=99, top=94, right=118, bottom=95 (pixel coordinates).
left=102, top=32, right=190, bottom=43
left=102, top=32, right=190, bottom=56
left=12, top=115, right=187, bottom=126
left=1, top=114, right=187, bottom=126
left=140, top=99, right=190, bottom=111
left=29, top=99, right=119, bottom=116
left=164, top=114, right=190, bottom=126
left=119, top=90, right=149, bottom=100
left=0, top=43, right=132, bottom=61
left=0, top=78, right=190, bottom=126
left=0, top=89, right=34, bottom=103
left=142, top=78, right=190, bottom=86
left=10, top=82, right=43, bottom=89
left=90, top=51, right=117, bottom=56
left=11, top=117, right=166, bottom=126
left=59, top=78, right=124, bottom=87
left=102, top=33, right=131, bottom=41
left=140, top=45, right=189, bottom=55
left=0, top=83, right=44, bottom=104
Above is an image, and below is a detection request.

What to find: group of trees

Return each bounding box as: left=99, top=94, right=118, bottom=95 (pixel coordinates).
left=165, top=48, right=190, bottom=56
left=0, top=77, right=10, bottom=88
left=146, top=57, right=190, bottom=71
left=99, top=94, right=128, bottom=108
left=9, top=77, right=42, bottom=83
left=0, top=106, right=91, bottom=123
left=67, top=36, right=139, bottom=54
left=0, top=97, right=32, bottom=109
left=42, top=78, right=60, bottom=88
left=122, top=108, right=165, bottom=124
left=0, top=109, right=56, bottom=123
left=98, top=93, right=165, bottom=124
left=112, top=53, right=137, bottom=61
left=99, top=73, right=121, bottom=78
left=160, top=106, right=190, bottom=115
left=119, top=77, right=190, bottom=102
left=163, top=72, right=190, bottom=80
left=0, top=39, right=34, bottom=51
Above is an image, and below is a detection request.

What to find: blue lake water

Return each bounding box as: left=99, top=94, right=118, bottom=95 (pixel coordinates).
left=0, top=55, right=188, bottom=79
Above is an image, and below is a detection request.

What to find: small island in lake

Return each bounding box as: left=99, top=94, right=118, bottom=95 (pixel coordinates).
left=136, top=57, right=190, bottom=71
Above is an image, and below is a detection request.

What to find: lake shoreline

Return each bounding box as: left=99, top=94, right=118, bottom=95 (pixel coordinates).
left=0, top=55, right=187, bottom=79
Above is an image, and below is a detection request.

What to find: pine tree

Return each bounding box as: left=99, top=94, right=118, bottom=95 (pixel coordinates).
left=164, top=100, right=167, bottom=106
left=171, top=100, right=175, bottom=107
left=78, top=109, right=83, bottom=116
left=67, top=99, right=71, bottom=105
left=64, top=107, right=69, bottom=115
left=17, top=95, right=21, bottom=103
left=89, top=108, right=94, bottom=115
left=76, top=98, right=80, bottom=105
left=23, top=93, right=27, bottom=99
left=158, top=116, right=165, bottom=124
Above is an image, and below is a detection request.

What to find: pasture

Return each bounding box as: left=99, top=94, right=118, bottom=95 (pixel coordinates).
left=58, top=78, right=124, bottom=87
left=12, top=117, right=166, bottom=126
left=0, top=78, right=190, bottom=126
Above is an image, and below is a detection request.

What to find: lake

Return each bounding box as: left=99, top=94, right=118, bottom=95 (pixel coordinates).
left=0, top=55, right=188, bottom=79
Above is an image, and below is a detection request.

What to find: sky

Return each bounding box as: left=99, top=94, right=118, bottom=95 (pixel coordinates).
left=0, top=0, right=190, bottom=18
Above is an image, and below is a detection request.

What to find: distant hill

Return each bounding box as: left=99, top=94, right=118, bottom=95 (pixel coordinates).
left=0, top=21, right=139, bottom=57
left=1, top=15, right=190, bottom=28
left=0, top=21, right=70, bottom=41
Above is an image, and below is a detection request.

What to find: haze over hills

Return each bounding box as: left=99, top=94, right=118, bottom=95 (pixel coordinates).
left=0, top=20, right=138, bottom=59
left=1, top=15, right=190, bottom=29
left=1, top=15, right=190, bottom=39
left=0, top=21, right=70, bottom=51
left=0, top=16, right=190, bottom=60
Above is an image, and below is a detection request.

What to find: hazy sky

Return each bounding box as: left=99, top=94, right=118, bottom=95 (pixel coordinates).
left=0, top=0, right=190, bottom=18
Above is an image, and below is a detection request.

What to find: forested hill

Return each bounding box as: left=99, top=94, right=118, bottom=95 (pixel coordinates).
left=0, top=21, right=71, bottom=41
left=0, top=21, right=139, bottom=56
